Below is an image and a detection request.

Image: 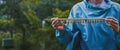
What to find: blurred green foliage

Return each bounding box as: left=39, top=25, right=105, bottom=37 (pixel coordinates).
left=0, top=0, right=119, bottom=50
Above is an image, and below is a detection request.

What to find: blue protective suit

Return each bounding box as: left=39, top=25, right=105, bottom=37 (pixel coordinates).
left=55, top=0, right=120, bottom=50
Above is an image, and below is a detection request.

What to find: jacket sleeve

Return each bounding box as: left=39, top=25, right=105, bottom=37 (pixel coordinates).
left=115, top=4, right=120, bottom=47
left=56, top=25, right=73, bottom=46
left=55, top=4, right=82, bottom=46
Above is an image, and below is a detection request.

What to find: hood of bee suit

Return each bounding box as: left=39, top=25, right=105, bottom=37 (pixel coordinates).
left=84, top=0, right=111, bottom=3
left=80, top=0, right=113, bottom=16
left=83, top=0, right=112, bottom=10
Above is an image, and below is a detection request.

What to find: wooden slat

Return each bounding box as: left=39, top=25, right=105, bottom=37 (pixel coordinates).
left=44, top=18, right=105, bottom=23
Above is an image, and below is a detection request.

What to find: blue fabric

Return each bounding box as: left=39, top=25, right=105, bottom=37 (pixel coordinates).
left=55, top=0, right=120, bottom=50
